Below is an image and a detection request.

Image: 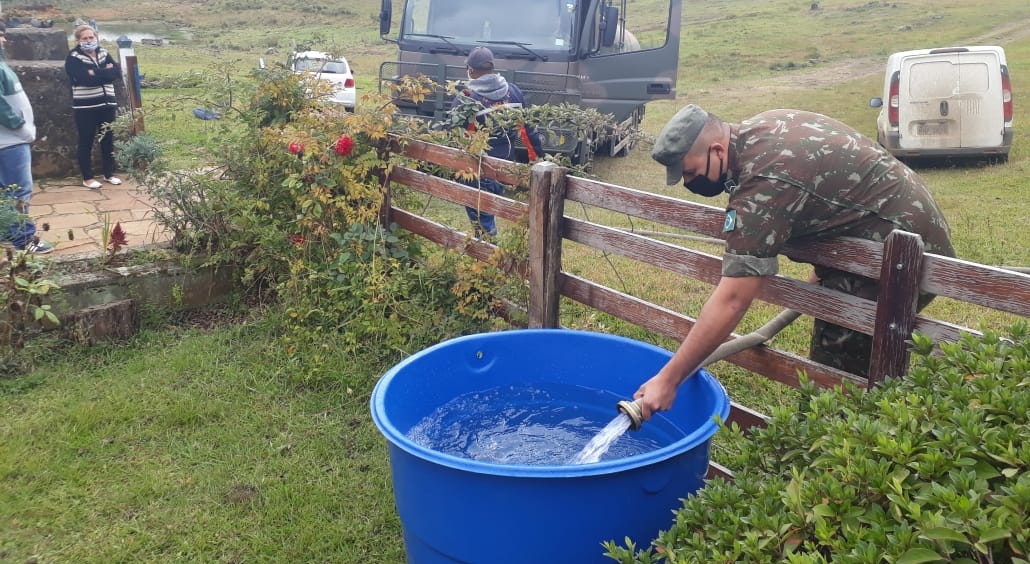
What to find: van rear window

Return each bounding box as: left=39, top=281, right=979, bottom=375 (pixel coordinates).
left=909, top=61, right=990, bottom=97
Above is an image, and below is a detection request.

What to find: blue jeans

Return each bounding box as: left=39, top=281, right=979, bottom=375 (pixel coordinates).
left=462, top=176, right=504, bottom=237
left=0, top=142, right=36, bottom=249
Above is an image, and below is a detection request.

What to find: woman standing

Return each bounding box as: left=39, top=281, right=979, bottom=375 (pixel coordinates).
left=64, top=24, right=121, bottom=189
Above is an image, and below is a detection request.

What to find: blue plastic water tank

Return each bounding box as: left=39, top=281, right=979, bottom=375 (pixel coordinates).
left=371, top=329, right=730, bottom=564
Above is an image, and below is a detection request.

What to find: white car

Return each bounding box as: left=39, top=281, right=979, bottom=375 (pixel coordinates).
left=291, top=51, right=356, bottom=111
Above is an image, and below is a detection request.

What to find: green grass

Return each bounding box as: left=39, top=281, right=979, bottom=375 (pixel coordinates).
left=3, top=0, right=1029, bottom=560
left=1, top=320, right=404, bottom=563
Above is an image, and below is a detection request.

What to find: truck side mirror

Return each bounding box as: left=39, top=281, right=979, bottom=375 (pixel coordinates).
left=869, top=98, right=883, bottom=108
left=600, top=6, right=619, bottom=47
left=380, top=0, right=392, bottom=36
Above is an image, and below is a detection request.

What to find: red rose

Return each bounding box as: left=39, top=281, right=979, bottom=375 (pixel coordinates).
left=335, top=135, right=354, bottom=156
left=289, top=141, right=303, bottom=155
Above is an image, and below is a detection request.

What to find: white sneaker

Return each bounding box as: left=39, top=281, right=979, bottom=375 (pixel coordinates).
left=26, top=239, right=55, bottom=254
left=83, top=179, right=102, bottom=189
left=104, top=176, right=123, bottom=185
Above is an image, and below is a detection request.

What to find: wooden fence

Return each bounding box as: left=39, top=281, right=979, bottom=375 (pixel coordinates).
left=382, top=135, right=1030, bottom=476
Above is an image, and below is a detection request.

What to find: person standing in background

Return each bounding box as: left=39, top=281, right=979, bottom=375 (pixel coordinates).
left=448, top=46, right=542, bottom=237
left=65, top=24, right=122, bottom=190
left=0, top=22, right=52, bottom=254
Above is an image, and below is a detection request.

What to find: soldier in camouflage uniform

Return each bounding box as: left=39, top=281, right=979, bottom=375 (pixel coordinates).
left=634, top=104, right=954, bottom=420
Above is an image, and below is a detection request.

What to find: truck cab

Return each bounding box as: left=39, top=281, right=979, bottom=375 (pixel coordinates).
left=378, top=0, right=681, bottom=162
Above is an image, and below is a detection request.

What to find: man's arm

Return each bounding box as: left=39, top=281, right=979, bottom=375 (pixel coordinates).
left=0, top=69, right=25, bottom=130
left=0, top=98, right=23, bottom=130
left=633, top=275, right=767, bottom=419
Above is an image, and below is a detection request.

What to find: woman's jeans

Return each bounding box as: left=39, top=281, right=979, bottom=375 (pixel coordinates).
left=75, top=105, right=117, bottom=180
left=0, top=142, right=36, bottom=249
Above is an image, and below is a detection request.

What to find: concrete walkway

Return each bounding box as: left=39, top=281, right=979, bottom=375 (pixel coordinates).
left=30, top=176, right=171, bottom=257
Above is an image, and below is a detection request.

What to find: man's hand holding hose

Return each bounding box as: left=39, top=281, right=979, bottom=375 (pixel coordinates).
left=633, top=276, right=765, bottom=420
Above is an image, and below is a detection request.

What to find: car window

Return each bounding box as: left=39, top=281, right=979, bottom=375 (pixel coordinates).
left=295, top=58, right=349, bottom=75
left=295, top=59, right=324, bottom=72
left=322, top=61, right=349, bottom=74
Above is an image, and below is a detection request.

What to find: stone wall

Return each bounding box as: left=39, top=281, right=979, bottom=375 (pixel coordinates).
left=7, top=27, right=129, bottom=179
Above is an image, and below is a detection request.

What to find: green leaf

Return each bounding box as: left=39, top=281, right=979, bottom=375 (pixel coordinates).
left=976, top=528, right=1010, bottom=543
left=919, top=527, right=969, bottom=545
left=812, top=503, right=834, bottom=518
left=897, top=548, right=946, bottom=564
left=972, top=459, right=1000, bottom=480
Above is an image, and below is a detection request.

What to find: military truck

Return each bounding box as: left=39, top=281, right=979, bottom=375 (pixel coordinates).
left=377, top=0, right=682, bottom=164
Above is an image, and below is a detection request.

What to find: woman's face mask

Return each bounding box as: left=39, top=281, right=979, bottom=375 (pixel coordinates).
left=79, top=40, right=99, bottom=52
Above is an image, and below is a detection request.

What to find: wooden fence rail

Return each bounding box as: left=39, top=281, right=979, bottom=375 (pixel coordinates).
left=382, top=135, right=1030, bottom=477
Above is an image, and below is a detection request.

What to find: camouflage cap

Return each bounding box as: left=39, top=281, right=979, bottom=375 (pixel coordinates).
left=466, top=46, right=495, bottom=71
left=652, top=104, right=709, bottom=185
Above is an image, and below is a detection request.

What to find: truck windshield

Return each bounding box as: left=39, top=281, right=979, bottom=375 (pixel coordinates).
left=401, top=0, right=576, bottom=50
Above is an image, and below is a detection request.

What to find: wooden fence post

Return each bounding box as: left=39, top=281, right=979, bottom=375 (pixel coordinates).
left=867, top=230, right=925, bottom=385
left=124, top=55, right=145, bottom=134
left=528, top=161, right=567, bottom=328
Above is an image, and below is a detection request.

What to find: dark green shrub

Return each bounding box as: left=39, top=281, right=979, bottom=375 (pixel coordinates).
left=605, top=324, right=1030, bottom=563
left=115, top=132, right=163, bottom=171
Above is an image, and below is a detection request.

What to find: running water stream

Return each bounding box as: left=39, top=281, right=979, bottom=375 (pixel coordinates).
left=570, top=412, right=633, bottom=464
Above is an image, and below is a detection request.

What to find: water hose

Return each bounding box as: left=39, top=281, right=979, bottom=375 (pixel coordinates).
left=701, top=307, right=801, bottom=367
left=618, top=307, right=801, bottom=429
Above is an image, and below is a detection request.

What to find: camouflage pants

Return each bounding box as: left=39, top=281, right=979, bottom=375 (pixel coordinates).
left=808, top=269, right=935, bottom=377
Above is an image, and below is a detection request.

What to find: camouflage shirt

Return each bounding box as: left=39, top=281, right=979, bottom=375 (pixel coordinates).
left=721, top=109, right=955, bottom=277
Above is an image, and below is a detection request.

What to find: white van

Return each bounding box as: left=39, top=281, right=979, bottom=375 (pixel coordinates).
left=870, top=46, right=1013, bottom=162
left=290, top=51, right=356, bottom=111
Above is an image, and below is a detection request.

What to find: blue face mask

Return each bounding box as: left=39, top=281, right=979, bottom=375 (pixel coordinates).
left=79, top=40, right=99, bottom=52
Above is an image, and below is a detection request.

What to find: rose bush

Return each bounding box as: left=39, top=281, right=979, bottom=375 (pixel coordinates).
left=127, top=66, right=532, bottom=384
left=335, top=135, right=354, bottom=156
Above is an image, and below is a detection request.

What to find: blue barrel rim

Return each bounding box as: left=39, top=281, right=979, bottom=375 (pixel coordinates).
left=370, top=329, right=730, bottom=479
